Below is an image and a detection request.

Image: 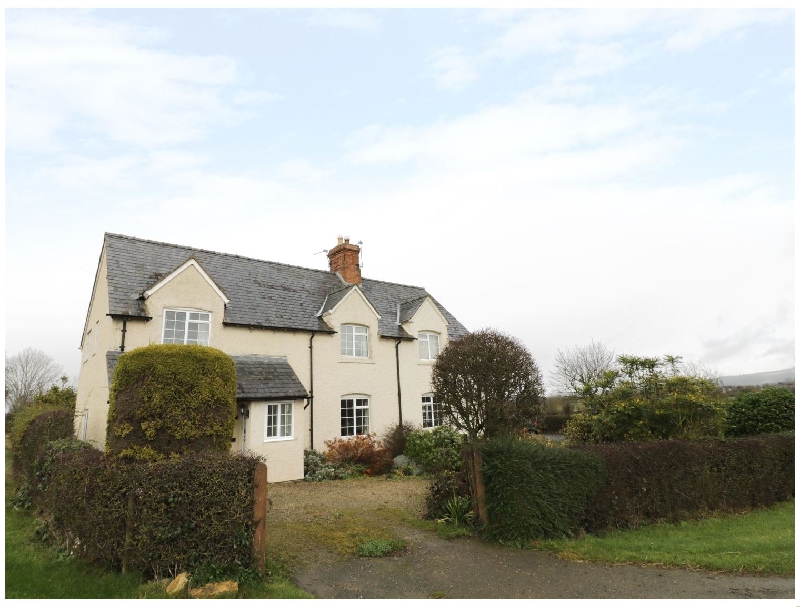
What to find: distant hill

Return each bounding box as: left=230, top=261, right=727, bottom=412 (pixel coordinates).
left=718, top=368, right=795, bottom=387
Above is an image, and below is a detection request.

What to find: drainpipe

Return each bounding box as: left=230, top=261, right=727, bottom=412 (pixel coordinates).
left=120, top=317, right=128, bottom=352
left=305, top=332, right=316, bottom=450
left=395, top=338, right=403, bottom=425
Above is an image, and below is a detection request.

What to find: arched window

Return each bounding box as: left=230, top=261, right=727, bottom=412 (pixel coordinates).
left=341, top=395, right=370, bottom=436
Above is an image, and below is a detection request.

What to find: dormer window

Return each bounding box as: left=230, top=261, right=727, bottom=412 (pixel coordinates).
left=419, top=332, right=440, bottom=360
left=163, top=309, right=210, bottom=345
left=341, top=324, right=368, bottom=358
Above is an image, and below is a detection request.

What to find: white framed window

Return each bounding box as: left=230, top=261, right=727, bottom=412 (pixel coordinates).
left=419, top=332, right=440, bottom=360
left=422, top=394, right=443, bottom=428
left=341, top=396, right=370, bottom=436
left=162, top=309, right=211, bottom=345
left=265, top=403, right=293, bottom=441
left=341, top=324, right=369, bottom=358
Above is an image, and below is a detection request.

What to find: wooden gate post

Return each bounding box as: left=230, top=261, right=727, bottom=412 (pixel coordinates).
left=472, top=445, right=488, bottom=526
left=252, top=462, right=268, bottom=574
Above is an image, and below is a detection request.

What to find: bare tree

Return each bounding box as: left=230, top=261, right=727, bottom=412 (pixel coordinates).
left=5, top=347, right=63, bottom=414
left=551, top=340, right=616, bottom=397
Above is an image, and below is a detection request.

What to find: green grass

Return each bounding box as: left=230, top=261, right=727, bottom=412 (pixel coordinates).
left=538, top=502, right=795, bottom=576
left=5, top=444, right=313, bottom=599
left=356, top=538, right=407, bottom=557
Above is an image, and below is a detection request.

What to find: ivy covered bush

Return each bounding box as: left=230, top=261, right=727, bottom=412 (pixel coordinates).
left=13, top=408, right=77, bottom=490
left=106, top=344, right=237, bottom=460
left=725, top=386, right=795, bottom=437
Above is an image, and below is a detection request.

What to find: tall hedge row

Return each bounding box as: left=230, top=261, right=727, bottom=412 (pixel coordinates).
left=106, top=344, right=237, bottom=460
left=573, top=434, right=794, bottom=531
left=12, top=408, right=75, bottom=489
left=477, top=434, right=794, bottom=544
left=480, top=437, right=604, bottom=543
left=39, top=448, right=262, bottom=578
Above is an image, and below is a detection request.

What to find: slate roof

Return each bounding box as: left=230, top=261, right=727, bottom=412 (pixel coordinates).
left=102, top=233, right=469, bottom=340
left=231, top=355, right=308, bottom=400
left=105, top=351, right=307, bottom=401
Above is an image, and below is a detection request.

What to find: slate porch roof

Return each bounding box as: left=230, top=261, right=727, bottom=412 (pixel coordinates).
left=101, top=233, right=469, bottom=341
left=106, top=351, right=307, bottom=401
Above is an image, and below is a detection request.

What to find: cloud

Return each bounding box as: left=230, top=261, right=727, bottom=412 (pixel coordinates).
left=307, top=10, right=380, bottom=31
left=426, top=46, right=480, bottom=91
left=345, top=95, right=653, bottom=169
left=664, top=9, right=791, bottom=52
left=6, top=10, right=256, bottom=151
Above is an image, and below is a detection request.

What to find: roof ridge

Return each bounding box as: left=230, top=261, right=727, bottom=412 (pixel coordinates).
left=361, top=276, right=426, bottom=291
left=104, top=232, right=338, bottom=278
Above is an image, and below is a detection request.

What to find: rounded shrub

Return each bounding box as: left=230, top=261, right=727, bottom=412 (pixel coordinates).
left=725, top=386, right=795, bottom=437
left=405, top=425, right=466, bottom=473
left=106, top=344, right=237, bottom=459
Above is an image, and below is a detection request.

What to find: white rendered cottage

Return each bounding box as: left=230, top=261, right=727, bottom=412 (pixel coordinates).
left=75, top=234, right=468, bottom=481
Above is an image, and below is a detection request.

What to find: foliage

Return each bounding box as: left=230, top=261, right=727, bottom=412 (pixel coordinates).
left=551, top=340, right=616, bottom=397
left=437, top=494, right=475, bottom=528
left=537, top=414, right=571, bottom=433
left=13, top=409, right=78, bottom=489
left=356, top=538, right=406, bottom=558
left=479, top=436, right=605, bottom=543
left=572, top=434, right=794, bottom=532
left=5, top=348, right=63, bottom=415
left=303, top=449, right=350, bottom=481
left=390, top=455, right=423, bottom=476
left=425, top=469, right=471, bottom=520
left=563, top=354, right=726, bottom=443
left=105, top=344, right=237, bottom=459
left=404, top=425, right=466, bottom=473
left=36, top=448, right=262, bottom=579
left=725, top=386, right=795, bottom=436
left=10, top=384, right=76, bottom=448
left=323, top=433, right=392, bottom=476
left=431, top=328, right=545, bottom=441
left=382, top=421, right=417, bottom=458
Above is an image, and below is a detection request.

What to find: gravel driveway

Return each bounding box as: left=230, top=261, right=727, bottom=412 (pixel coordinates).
left=267, top=477, right=795, bottom=600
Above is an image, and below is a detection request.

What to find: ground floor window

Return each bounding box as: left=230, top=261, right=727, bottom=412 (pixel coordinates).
left=341, top=396, right=370, bottom=436
left=265, top=402, right=293, bottom=440
left=422, top=394, right=443, bottom=428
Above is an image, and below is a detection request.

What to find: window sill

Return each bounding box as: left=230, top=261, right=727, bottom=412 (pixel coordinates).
left=264, top=436, right=294, bottom=443
left=339, top=357, right=374, bottom=364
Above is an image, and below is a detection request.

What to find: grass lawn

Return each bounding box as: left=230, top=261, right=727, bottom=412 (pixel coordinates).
left=538, top=501, right=795, bottom=576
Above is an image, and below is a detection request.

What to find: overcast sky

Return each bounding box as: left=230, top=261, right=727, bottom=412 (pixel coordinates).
left=4, top=8, right=795, bottom=390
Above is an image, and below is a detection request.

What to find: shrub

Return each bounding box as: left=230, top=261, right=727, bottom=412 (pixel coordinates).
left=572, top=434, right=794, bottom=532
left=382, top=422, right=417, bottom=458
left=323, top=434, right=392, bottom=476
left=10, top=385, right=76, bottom=448
left=39, top=448, right=262, bottom=579
left=405, top=425, right=466, bottom=474
left=106, top=345, right=237, bottom=459
left=425, top=468, right=470, bottom=520
left=538, top=414, right=571, bottom=433
left=303, top=449, right=350, bottom=482
left=480, top=436, right=605, bottom=543
left=13, top=408, right=76, bottom=488
left=725, top=386, right=795, bottom=437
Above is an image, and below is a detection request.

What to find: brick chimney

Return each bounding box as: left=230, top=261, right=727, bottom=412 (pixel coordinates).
left=327, top=236, right=361, bottom=284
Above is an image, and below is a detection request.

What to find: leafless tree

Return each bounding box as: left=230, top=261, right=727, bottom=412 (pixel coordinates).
left=5, top=347, right=63, bottom=413
left=551, top=340, right=616, bottom=397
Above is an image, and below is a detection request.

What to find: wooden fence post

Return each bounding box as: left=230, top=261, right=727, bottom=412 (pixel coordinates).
left=472, top=445, right=488, bottom=526
left=252, top=462, right=268, bottom=574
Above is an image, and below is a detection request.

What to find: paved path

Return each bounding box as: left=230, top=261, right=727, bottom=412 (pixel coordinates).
left=294, top=528, right=794, bottom=600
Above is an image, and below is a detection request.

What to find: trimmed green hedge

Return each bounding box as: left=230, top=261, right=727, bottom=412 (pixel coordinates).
left=725, top=386, right=795, bottom=436
left=39, top=448, right=262, bottom=578
left=12, top=408, right=75, bottom=490
left=480, top=437, right=604, bottom=543
left=106, top=344, right=237, bottom=459
left=405, top=425, right=466, bottom=473
left=573, top=434, right=794, bottom=531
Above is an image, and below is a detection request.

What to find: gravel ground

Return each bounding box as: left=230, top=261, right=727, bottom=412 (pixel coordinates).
left=267, top=477, right=795, bottom=600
